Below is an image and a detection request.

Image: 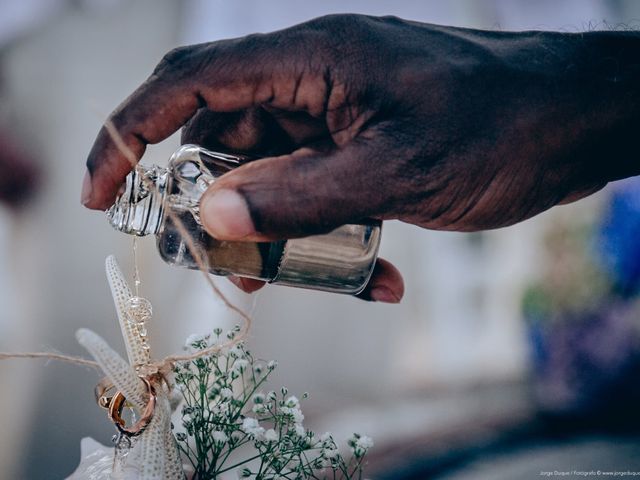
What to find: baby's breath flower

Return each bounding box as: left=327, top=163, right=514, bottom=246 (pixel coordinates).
left=322, top=447, right=339, bottom=459
left=233, top=358, right=249, bottom=372
left=280, top=403, right=304, bottom=424
left=174, top=334, right=370, bottom=479
left=241, top=417, right=265, bottom=440
left=184, top=333, right=210, bottom=351
left=349, top=433, right=374, bottom=457
left=229, top=346, right=244, bottom=358
left=211, top=430, right=228, bottom=445
left=264, top=429, right=278, bottom=442
left=252, top=404, right=266, bottom=414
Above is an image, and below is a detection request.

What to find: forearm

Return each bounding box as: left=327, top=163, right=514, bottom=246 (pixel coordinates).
left=569, top=30, right=640, bottom=182
left=497, top=29, right=640, bottom=185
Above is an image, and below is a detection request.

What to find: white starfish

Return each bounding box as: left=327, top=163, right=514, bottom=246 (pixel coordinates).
left=71, top=256, right=184, bottom=479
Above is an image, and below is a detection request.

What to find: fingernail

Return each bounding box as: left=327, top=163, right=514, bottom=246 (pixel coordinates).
left=201, top=189, right=255, bottom=240
left=81, top=169, right=92, bottom=205
left=370, top=286, right=401, bottom=303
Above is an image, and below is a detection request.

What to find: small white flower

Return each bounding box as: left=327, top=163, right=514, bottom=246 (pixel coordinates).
left=350, top=434, right=374, bottom=457
left=267, top=360, right=278, bottom=370
left=294, top=424, right=305, bottom=437
left=280, top=404, right=305, bottom=424
left=252, top=404, right=266, bottom=414
left=241, top=417, right=265, bottom=440
left=220, top=388, right=233, bottom=400
left=229, top=346, right=244, bottom=358
left=284, top=396, right=299, bottom=408
left=242, top=417, right=259, bottom=430
left=322, top=448, right=339, bottom=459
left=184, top=333, right=210, bottom=350
left=233, top=358, right=249, bottom=372
left=356, top=435, right=374, bottom=450
left=212, top=431, right=228, bottom=444
left=252, top=393, right=265, bottom=404
left=292, top=409, right=304, bottom=424
left=264, top=429, right=278, bottom=442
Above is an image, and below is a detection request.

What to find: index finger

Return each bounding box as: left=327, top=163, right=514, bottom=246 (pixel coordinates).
left=84, top=27, right=330, bottom=210
left=84, top=44, right=266, bottom=210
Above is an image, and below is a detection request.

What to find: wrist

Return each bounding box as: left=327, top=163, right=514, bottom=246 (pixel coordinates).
left=549, top=30, right=640, bottom=182
left=495, top=29, right=640, bottom=184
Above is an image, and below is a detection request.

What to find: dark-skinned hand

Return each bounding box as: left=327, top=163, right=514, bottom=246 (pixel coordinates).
left=83, top=14, right=640, bottom=303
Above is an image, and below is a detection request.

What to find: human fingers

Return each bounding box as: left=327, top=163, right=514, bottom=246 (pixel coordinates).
left=198, top=139, right=393, bottom=242
left=227, top=257, right=404, bottom=303
left=84, top=30, right=330, bottom=210
left=356, top=258, right=404, bottom=303
left=227, top=275, right=265, bottom=294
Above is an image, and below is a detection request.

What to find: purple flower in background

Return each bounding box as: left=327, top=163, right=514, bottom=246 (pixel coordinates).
left=597, top=177, right=640, bottom=297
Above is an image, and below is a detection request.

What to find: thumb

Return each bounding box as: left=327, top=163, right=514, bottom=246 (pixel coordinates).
left=200, top=144, right=380, bottom=241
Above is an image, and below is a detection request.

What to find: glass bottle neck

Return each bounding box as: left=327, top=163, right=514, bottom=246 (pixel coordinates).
left=106, top=164, right=167, bottom=236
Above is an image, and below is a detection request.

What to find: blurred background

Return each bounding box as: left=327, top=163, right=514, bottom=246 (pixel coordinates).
left=1, top=0, right=640, bottom=478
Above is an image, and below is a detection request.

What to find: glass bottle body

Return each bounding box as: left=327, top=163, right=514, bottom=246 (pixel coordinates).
left=107, top=145, right=381, bottom=294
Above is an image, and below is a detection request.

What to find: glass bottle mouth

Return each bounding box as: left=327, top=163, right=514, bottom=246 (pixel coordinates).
left=106, top=165, right=166, bottom=236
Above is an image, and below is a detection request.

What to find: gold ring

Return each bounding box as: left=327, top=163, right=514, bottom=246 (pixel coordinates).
left=108, top=376, right=156, bottom=437
left=94, top=378, right=116, bottom=410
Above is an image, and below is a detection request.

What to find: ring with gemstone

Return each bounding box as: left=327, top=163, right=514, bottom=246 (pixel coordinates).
left=108, top=376, right=156, bottom=436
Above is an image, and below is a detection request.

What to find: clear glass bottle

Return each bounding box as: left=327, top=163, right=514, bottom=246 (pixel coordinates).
left=106, top=145, right=381, bottom=294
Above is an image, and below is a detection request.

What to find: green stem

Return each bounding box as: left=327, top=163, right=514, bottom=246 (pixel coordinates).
left=215, top=452, right=264, bottom=475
